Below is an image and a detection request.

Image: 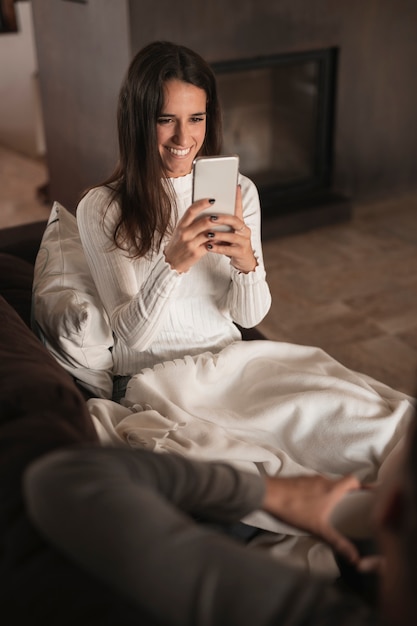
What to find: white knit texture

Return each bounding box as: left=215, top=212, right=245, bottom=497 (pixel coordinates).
left=77, top=172, right=271, bottom=375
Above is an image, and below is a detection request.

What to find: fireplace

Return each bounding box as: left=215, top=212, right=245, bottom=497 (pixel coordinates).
left=212, top=48, right=351, bottom=236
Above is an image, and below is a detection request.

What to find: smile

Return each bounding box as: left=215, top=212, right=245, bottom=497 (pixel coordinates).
left=167, top=147, right=191, bottom=157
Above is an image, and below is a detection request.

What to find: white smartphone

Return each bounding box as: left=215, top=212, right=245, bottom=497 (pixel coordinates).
left=192, top=154, right=239, bottom=232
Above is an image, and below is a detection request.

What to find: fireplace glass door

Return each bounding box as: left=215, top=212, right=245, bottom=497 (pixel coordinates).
left=212, top=48, right=338, bottom=213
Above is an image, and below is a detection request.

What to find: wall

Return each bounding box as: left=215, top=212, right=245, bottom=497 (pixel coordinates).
left=32, top=0, right=417, bottom=209
left=0, top=1, right=45, bottom=157
left=31, top=0, right=131, bottom=209
left=128, top=0, right=417, bottom=201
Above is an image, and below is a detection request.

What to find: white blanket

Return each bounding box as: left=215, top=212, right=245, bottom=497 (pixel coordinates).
left=88, top=340, right=414, bottom=575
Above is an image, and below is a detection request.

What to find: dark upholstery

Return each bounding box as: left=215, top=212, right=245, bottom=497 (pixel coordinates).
left=0, top=233, right=158, bottom=625
left=0, top=253, right=34, bottom=327
left=0, top=220, right=47, bottom=264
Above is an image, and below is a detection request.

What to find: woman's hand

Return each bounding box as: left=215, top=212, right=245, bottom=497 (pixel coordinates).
left=163, top=198, right=219, bottom=274
left=164, top=187, right=258, bottom=274
left=262, top=473, right=363, bottom=566
left=206, top=186, right=258, bottom=273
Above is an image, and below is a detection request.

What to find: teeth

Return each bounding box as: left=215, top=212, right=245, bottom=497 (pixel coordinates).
left=168, top=147, right=191, bottom=156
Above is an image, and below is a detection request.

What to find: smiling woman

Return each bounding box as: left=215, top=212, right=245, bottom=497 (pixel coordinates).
left=157, top=79, right=207, bottom=178
left=31, top=42, right=417, bottom=588
left=74, top=40, right=271, bottom=402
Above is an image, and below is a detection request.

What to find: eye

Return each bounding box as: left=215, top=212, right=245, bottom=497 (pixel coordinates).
left=157, top=117, right=173, bottom=125
left=190, top=116, right=205, bottom=123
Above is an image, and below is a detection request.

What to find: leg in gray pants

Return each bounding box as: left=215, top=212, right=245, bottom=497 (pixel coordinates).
left=24, top=446, right=376, bottom=626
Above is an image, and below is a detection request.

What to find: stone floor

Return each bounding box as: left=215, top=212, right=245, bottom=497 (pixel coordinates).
left=2, top=143, right=417, bottom=396
left=259, top=194, right=417, bottom=396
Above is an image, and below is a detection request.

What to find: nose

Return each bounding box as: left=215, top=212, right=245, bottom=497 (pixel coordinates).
left=173, top=120, right=188, bottom=146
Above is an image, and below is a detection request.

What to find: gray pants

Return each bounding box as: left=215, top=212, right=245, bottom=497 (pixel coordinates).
left=23, top=447, right=375, bottom=626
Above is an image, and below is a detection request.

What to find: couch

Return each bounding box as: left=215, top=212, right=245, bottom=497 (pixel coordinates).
left=0, top=220, right=164, bottom=623
left=0, top=219, right=266, bottom=624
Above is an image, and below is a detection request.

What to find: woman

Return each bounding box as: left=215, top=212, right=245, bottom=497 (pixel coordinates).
left=76, top=41, right=271, bottom=402
left=76, top=43, right=414, bottom=574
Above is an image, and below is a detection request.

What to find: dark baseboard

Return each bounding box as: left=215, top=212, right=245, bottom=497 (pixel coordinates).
left=261, top=191, right=352, bottom=240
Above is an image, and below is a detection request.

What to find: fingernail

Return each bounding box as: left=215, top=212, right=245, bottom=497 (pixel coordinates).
left=207, top=243, right=213, bottom=250
left=207, top=232, right=215, bottom=238
left=209, top=198, right=216, bottom=204
left=210, top=215, right=218, bottom=221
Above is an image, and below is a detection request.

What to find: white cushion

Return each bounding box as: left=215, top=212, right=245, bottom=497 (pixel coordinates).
left=32, top=201, right=113, bottom=398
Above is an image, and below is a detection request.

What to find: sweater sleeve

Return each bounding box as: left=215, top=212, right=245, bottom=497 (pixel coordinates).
left=76, top=187, right=183, bottom=351
left=24, top=447, right=376, bottom=626
left=226, top=175, right=272, bottom=328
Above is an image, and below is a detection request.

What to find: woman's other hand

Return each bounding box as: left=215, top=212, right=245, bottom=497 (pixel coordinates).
left=204, top=186, right=258, bottom=273
left=164, top=187, right=257, bottom=274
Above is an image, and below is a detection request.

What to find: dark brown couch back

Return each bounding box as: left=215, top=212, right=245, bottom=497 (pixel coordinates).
left=0, top=249, right=155, bottom=623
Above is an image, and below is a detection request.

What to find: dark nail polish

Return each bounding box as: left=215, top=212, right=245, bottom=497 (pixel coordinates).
left=207, top=243, right=213, bottom=250
left=207, top=232, right=215, bottom=238
left=209, top=198, right=216, bottom=204
left=210, top=215, right=218, bottom=221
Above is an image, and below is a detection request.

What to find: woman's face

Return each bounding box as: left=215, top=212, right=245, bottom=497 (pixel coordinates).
left=157, top=79, right=207, bottom=178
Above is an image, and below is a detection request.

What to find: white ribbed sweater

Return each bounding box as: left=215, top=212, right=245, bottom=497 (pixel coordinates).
left=76, top=172, right=271, bottom=376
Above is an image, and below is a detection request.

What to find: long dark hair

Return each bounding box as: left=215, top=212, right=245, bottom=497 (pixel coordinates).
left=101, top=41, right=223, bottom=258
